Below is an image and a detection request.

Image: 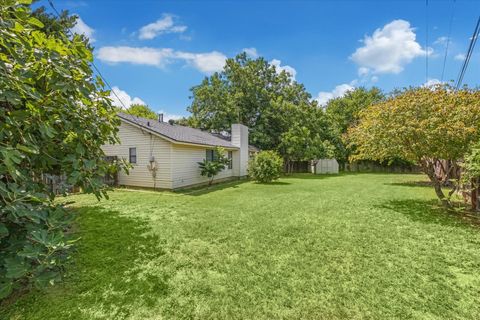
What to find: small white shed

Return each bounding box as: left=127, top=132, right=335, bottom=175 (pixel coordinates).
left=312, top=159, right=339, bottom=174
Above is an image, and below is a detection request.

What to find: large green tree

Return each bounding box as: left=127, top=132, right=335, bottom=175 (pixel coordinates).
left=348, top=85, right=480, bottom=207
left=123, top=104, right=157, bottom=120
left=325, top=87, right=384, bottom=167
left=188, top=53, right=332, bottom=160
left=278, top=100, right=334, bottom=172
left=0, top=1, right=124, bottom=298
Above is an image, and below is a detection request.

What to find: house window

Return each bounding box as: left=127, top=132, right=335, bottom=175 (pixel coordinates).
left=228, top=151, right=233, bottom=169
left=206, top=149, right=214, bottom=162
left=129, top=147, right=137, bottom=164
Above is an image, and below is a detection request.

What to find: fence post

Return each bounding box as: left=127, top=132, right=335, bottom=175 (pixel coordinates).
left=471, top=178, right=478, bottom=211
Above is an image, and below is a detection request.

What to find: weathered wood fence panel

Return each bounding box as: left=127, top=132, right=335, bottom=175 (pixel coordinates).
left=344, top=161, right=421, bottom=173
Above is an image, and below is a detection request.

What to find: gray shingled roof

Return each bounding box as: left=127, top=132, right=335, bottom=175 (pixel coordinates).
left=118, top=113, right=237, bottom=148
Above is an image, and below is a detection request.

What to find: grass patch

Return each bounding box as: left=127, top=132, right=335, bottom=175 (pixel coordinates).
left=2, top=173, right=480, bottom=319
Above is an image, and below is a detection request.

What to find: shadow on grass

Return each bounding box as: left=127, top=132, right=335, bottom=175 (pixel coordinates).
left=176, top=178, right=250, bottom=196
left=385, top=181, right=433, bottom=188
left=258, top=181, right=291, bottom=185
left=282, top=173, right=342, bottom=180
left=0, top=206, right=168, bottom=318
left=378, top=199, right=480, bottom=227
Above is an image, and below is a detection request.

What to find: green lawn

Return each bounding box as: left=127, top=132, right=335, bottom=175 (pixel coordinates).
left=2, top=173, right=480, bottom=319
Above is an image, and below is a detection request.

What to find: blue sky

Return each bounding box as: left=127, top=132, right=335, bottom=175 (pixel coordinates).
left=49, top=0, right=479, bottom=119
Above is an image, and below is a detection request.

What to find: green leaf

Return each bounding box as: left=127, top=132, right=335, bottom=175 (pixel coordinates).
left=18, top=244, right=43, bottom=259
left=0, top=223, right=8, bottom=239
left=5, top=257, right=29, bottom=279
left=16, top=144, right=39, bottom=154
left=30, top=229, right=48, bottom=246
left=0, top=281, right=13, bottom=300
left=34, top=271, right=60, bottom=289
left=14, top=22, right=24, bottom=32
left=27, top=17, right=44, bottom=29
left=2, top=149, right=23, bottom=165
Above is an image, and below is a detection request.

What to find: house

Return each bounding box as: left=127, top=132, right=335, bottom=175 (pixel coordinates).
left=102, top=113, right=250, bottom=189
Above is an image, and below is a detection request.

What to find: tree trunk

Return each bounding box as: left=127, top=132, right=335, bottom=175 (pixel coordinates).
left=423, top=159, right=451, bottom=208
left=312, top=160, right=318, bottom=174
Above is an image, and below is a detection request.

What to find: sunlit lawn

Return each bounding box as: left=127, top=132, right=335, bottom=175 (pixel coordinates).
left=2, top=173, right=480, bottom=319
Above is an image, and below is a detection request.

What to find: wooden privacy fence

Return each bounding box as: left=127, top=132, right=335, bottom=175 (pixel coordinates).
left=42, top=156, right=118, bottom=195
left=284, top=160, right=420, bottom=174
left=344, top=161, right=421, bottom=173
left=284, top=161, right=310, bottom=173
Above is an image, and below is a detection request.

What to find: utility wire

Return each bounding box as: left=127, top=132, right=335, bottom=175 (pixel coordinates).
left=440, top=0, right=456, bottom=82
left=425, top=0, right=429, bottom=84
left=456, top=16, right=480, bottom=90
left=47, top=0, right=130, bottom=111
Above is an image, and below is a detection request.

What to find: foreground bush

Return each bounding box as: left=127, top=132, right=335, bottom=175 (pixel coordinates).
left=0, top=1, right=124, bottom=299
left=248, top=151, right=283, bottom=183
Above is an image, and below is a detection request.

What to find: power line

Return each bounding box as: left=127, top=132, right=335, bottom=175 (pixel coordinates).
left=47, top=0, right=130, bottom=111
left=440, top=0, right=456, bottom=82
left=425, top=0, right=429, bottom=84
left=456, top=16, right=480, bottom=90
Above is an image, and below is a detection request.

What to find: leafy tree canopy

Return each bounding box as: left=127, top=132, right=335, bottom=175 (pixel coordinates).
left=187, top=53, right=332, bottom=159
left=0, top=0, right=124, bottom=299
left=325, top=87, right=384, bottom=164
left=123, top=104, right=158, bottom=120
left=347, top=85, right=480, bottom=206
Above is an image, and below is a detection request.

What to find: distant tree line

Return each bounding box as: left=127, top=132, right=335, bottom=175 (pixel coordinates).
left=176, top=54, right=480, bottom=208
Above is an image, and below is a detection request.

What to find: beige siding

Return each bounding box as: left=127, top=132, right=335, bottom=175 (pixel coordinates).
left=171, top=144, right=236, bottom=189
left=102, top=122, right=173, bottom=189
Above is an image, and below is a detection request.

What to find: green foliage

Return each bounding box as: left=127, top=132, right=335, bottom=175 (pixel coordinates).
left=463, top=141, right=480, bottom=185
left=248, top=150, right=283, bottom=183
left=197, top=147, right=229, bottom=185
left=280, top=125, right=335, bottom=163
left=348, top=85, right=480, bottom=206
left=0, top=0, right=125, bottom=299
left=123, top=104, right=157, bottom=120
left=187, top=53, right=332, bottom=159
left=325, top=87, right=384, bottom=165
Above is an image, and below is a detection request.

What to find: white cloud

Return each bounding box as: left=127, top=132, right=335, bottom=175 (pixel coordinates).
left=315, top=83, right=355, bottom=106
left=97, top=46, right=226, bottom=74
left=351, top=19, right=429, bottom=74
left=243, top=47, right=259, bottom=58
left=97, top=46, right=174, bottom=67
left=422, top=78, right=447, bottom=88
left=434, top=36, right=450, bottom=46
left=139, top=14, right=187, bottom=40
left=109, top=86, right=145, bottom=109
left=71, top=16, right=95, bottom=42
left=454, top=53, right=466, bottom=61
left=158, top=110, right=184, bottom=122
left=270, top=59, right=297, bottom=80
left=370, top=76, right=379, bottom=83
left=175, top=51, right=227, bottom=73
left=109, top=87, right=185, bottom=121
left=358, top=67, right=369, bottom=77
